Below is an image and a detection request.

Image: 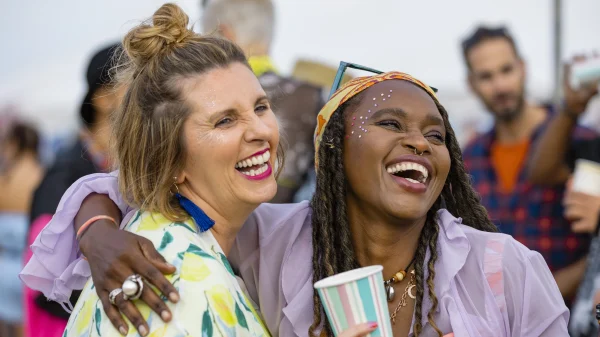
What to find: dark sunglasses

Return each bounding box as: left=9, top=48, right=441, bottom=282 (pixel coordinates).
left=329, top=61, right=438, bottom=99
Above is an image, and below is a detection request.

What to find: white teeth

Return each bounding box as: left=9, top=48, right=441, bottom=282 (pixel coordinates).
left=385, top=161, right=429, bottom=183
left=405, top=178, right=420, bottom=184
left=236, top=151, right=271, bottom=171
left=240, top=164, right=269, bottom=176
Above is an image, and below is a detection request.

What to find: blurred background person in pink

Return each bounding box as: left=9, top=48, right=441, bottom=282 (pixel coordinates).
left=0, top=120, right=43, bottom=337
left=23, top=43, right=123, bottom=337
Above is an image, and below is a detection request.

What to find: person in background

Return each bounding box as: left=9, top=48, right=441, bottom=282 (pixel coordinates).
left=526, top=58, right=600, bottom=337
left=202, top=0, right=324, bottom=203
left=460, top=25, right=598, bottom=303
left=23, top=43, right=124, bottom=337
left=0, top=121, right=43, bottom=337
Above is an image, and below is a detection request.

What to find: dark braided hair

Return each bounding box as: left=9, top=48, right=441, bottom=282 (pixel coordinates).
left=308, top=86, right=497, bottom=337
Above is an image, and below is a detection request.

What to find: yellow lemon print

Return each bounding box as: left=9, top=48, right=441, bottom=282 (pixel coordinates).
left=181, top=252, right=211, bottom=282
left=136, top=213, right=171, bottom=232
left=205, top=285, right=237, bottom=327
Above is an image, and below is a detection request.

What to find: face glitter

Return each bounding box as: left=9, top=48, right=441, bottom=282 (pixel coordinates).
left=360, top=116, right=363, bottom=119
left=351, top=123, right=354, bottom=126
left=353, top=117, right=356, bottom=120
left=373, top=97, right=376, bottom=101
left=359, top=135, right=362, bottom=138
left=374, top=104, right=378, bottom=107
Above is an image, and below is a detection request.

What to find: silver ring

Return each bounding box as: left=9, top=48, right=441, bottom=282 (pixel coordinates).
left=122, top=274, right=144, bottom=300
left=109, top=288, right=126, bottom=305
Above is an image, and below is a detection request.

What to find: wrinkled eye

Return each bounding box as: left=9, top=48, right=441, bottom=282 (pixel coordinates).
left=216, top=117, right=233, bottom=127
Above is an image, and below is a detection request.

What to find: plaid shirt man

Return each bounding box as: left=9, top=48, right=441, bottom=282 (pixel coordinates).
left=463, top=112, right=597, bottom=272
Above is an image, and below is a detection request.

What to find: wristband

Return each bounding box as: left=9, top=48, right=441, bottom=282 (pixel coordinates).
left=76, top=215, right=117, bottom=241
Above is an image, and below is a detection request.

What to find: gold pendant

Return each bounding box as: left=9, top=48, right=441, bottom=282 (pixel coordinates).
left=407, top=284, right=416, bottom=299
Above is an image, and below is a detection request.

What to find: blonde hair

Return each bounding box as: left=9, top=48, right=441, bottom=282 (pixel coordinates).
left=112, top=3, right=250, bottom=221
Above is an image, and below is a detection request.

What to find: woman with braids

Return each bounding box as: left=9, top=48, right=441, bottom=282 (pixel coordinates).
left=22, top=65, right=568, bottom=335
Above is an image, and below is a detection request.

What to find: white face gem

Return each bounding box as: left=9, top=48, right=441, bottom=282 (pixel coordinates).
left=381, top=93, right=384, bottom=96
left=383, top=98, right=386, bottom=101
left=360, top=116, right=363, bottom=119
left=359, top=135, right=362, bottom=138
left=374, top=104, right=378, bottom=107
left=388, top=95, right=391, bottom=98
left=373, top=97, right=376, bottom=101
left=351, top=131, right=354, bottom=134
left=368, top=110, right=371, bottom=113
left=390, top=90, right=393, bottom=92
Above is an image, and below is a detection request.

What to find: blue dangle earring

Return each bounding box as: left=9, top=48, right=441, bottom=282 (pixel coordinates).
left=172, top=177, right=215, bottom=232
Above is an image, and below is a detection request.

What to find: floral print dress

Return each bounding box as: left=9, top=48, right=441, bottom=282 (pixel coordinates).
left=63, top=211, right=270, bottom=337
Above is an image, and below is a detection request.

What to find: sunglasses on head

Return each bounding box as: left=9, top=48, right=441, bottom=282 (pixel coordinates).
left=329, top=61, right=438, bottom=99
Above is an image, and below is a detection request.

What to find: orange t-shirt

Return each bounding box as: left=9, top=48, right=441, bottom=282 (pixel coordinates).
left=490, top=140, right=530, bottom=193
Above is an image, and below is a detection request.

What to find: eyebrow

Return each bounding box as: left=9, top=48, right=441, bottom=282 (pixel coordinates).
left=209, top=94, right=269, bottom=122
left=370, top=107, right=444, bottom=126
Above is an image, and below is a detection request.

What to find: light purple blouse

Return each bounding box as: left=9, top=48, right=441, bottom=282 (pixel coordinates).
left=21, top=172, right=570, bottom=336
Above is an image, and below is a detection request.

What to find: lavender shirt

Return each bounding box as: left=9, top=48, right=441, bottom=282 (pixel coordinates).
left=21, top=172, right=569, bottom=336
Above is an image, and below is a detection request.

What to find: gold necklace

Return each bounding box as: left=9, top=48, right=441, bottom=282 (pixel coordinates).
left=390, top=270, right=416, bottom=324
left=383, top=257, right=415, bottom=302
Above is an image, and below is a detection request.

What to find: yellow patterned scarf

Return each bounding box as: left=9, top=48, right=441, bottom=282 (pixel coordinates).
left=248, top=55, right=278, bottom=77
left=314, top=71, right=438, bottom=168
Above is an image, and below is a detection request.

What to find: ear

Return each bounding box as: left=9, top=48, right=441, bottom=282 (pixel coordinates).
left=174, top=173, right=186, bottom=185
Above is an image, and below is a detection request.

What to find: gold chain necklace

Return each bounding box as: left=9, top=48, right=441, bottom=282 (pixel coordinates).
left=390, top=270, right=416, bottom=324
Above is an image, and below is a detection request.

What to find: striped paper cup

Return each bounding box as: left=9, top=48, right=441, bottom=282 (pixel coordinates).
left=314, top=265, right=392, bottom=336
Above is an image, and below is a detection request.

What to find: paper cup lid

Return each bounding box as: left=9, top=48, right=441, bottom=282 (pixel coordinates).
left=314, top=265, right=383, bottom=289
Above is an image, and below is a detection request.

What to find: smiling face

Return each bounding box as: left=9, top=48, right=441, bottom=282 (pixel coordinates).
left=176, top=62, right=279, bottom=208
left=343, top=80, right=451, bottom=222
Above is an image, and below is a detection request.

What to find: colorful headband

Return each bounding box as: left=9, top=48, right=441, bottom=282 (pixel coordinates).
left=314, top=71, right=438, bottom=168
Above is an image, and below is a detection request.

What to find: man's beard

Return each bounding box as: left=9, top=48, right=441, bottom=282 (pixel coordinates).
left=485, top=90, right=526, bottom=123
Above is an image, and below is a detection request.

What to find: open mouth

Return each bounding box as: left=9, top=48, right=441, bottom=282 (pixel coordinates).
left=235, top=149, right=271, bottom=178
left=386, top=162, right=429, bottom=184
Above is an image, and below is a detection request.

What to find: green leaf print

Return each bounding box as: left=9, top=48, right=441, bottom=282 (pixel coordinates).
left=218, top=252, right=235, bottom=276
left=182, top=244, right=215, bottom=259
left=236, top=292, right=251, bottom=312
left=234, top=302, right=249, bottom=330
left=159, top=232, right=174, bottom=251
left=202, top=309, right=213, bottom=337
left=95, top=307, right=102, bottom=335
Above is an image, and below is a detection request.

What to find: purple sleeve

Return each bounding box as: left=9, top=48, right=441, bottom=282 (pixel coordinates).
left=502, top=240, right=570, bottom=336
left=19, top=171, right=131, bottom=308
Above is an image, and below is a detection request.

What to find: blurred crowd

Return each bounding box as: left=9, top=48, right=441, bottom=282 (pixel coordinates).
left=1, top=0, right=600, bottom=337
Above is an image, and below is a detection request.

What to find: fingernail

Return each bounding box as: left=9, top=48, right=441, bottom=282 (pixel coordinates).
left=368, top=322, right=378, bottom=329
left=119, top=326, right=128, bottom=335
left=169, top=292, right=180, bottom=303
left=138, top=325, right=148, bottom=336
left=161, top=310, right=171, bottom=321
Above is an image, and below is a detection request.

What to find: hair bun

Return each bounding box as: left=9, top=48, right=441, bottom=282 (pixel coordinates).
left=122, top=3, right=194, bottom=67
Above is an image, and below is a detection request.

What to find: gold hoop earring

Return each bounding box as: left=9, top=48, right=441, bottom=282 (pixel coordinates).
left=171, top=177, right=180, bottom=195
